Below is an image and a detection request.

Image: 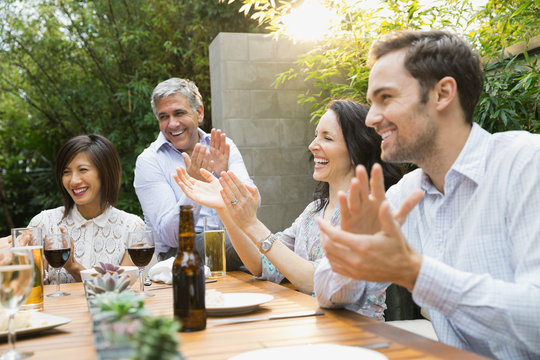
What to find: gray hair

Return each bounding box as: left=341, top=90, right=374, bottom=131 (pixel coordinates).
left=150, top=78, right=203, bottom=116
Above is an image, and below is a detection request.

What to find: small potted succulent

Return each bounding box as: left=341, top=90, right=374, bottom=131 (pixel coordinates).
left=85, top=263, right=131, bottom=296
left=83, top=263, right=183, bottom=360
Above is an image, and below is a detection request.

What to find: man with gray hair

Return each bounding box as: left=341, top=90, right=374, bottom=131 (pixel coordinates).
left=134, top=78, right=253, bottom=267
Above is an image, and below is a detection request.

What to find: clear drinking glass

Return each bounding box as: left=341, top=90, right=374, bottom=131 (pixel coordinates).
left=10, top=228, right=44, bottom=311
left=43, top=233, right=71, bottom=297
left=0, top=247, right=35, bottom=360
left=127, top=230, right=155, bottom=297
left=203, top=216, right=226, bottom=278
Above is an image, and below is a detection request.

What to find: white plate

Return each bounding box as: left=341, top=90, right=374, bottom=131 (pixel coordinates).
left=207, top=293, right=274, bottom=316
left=228, top=344, right=388, bottom=360
left=0, top=312, right=72, bottom=338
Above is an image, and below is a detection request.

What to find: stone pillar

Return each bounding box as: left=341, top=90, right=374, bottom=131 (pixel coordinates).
left=209, top=33, right=317, bottom=232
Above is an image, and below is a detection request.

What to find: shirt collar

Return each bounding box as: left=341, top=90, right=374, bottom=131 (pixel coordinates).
left=156, top=128, right=210, bottom=152
left=71, top=205, right=112, bottom=227
left=420, top=123, right=491, bottom=192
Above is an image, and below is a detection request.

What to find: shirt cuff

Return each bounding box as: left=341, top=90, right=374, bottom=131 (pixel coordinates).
left=412, top=256, right=461, bottom=317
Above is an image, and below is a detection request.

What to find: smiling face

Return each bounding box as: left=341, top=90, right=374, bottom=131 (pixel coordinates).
left=156, top=93, right=203, bottom=155
left=366, top=49, right=439, bottom=166
left=62, top=152, right=102, bottom=219
left=308, top=110, right=353, bottom=188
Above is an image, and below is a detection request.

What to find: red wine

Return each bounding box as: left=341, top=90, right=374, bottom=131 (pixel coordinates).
left=128, top=247, right=155, bottom=267
left=44, top=248, right=71, bottom=268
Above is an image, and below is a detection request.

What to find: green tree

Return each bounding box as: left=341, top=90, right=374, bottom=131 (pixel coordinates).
left=227, top=0, right=539, bottom=128
left=0, top=0, right=259, bottom=233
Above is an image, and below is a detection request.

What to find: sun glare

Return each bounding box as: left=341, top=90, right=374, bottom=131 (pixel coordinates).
left=280, top=0, right=338, bottom=41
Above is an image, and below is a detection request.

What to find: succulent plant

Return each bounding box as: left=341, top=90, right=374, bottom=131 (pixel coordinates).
left=90, top=291, right=148, bottom=323
left=86, top=271, right=131, bottom=296
left=132, top=316, right=183, bottom=360
left=94, top=262, right=125, bottom=275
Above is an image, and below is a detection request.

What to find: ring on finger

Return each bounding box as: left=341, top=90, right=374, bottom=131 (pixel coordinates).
left=231, top=199, right=239, bottom=205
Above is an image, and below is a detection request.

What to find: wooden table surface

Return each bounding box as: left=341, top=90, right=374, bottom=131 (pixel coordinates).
left=1, top=271, right=487, bottom=359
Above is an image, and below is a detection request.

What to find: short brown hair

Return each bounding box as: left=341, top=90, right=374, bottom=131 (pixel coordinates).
left=368, top=30, right=483, bottom=124
left=55, top=134, right=121, bottom=218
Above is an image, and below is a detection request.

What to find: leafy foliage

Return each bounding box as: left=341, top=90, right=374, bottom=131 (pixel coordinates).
left=132, top=316, right=182, bottom=360
left=0, top=0, right=260, bottom=233
left=227, top=0, right=539, bottom=132
left=475, top=53, right=539, bottom=133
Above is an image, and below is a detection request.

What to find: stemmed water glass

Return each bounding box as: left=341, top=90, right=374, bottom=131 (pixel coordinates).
left=0, top=247, right=35, bottom=360
left=127, top=230, right=155, bottom=297
left=44, top=233, right=71, bottom=297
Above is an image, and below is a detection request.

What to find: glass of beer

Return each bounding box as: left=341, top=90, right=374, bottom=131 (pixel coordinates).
left=11, top=227, right=44, bottom=311
left=203, top=216, right=226, bottom=278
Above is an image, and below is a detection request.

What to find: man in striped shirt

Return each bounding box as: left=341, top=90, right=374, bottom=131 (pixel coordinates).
left=314, top=30, right=540, bottom=359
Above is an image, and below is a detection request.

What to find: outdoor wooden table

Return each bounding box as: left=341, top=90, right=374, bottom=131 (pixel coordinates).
left=1, top=271, right=488, bottom=359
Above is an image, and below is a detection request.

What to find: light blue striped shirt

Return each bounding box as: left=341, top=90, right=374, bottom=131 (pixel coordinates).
left=134, top=129, right=253, bottom=254
left=314, top=123, right=540, bottom=359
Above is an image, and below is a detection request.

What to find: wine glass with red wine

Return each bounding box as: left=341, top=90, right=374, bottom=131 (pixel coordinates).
left=44, top=233, right=71, bottom=297
left=127, top=230, right=155, bottom=297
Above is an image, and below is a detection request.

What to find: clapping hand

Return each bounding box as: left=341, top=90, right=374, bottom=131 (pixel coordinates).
left=218, top=171, right=260, bottom=228
left=0, top=235, right=11, bottom=249
left=182, top=144, right=212, bottom=182
left=181, top=129, right=230, bottom=182
left=174, top=167, right=226, bottom=209
left=209, top=129, right=230, bottom=176
left=340, top=163, right=423, bottom=234
left=339, top=164, right=387, bottom=235
left=316, top=162, right=424, bottom=290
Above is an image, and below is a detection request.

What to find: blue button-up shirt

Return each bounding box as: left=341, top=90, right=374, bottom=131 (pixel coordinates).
left=134, top=128, right=253, bottom=254
left=315, top=124, right=540, bottom=359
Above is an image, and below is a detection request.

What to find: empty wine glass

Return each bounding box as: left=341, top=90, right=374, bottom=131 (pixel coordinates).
left=0, top=247, right=35, bottom=360
left=127, top=230, right=155, bottom=297
left=44, top=233, right=71, bottom=297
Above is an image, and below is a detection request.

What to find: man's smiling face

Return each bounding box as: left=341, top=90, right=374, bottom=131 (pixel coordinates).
left=366, top=49, right=439, bottom=166
left=156, top=93, right=204, bottom=155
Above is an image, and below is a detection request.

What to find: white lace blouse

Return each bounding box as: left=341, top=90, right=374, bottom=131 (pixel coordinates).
left=28, top=205, right=145, bottom=283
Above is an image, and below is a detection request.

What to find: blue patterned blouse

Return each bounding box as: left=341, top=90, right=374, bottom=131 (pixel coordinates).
left=258, top=200, right=386, bottom=320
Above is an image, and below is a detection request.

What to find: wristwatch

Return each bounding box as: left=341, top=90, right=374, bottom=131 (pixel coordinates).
left=259, top=233, right=278, bottom=253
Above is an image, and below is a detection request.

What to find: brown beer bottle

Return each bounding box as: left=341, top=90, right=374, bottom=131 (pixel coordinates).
left=173, top=205, right=206, bottom=331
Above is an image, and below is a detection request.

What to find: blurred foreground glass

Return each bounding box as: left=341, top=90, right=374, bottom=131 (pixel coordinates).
left=44, top=233, right=71, bottom=297
left=203, top=216, right=226, bottom=278
left=11, top=228, right=43, bottom=312
left=127, top=230, right=155, bottom=297
left=0, top=247, right=35, bottom=359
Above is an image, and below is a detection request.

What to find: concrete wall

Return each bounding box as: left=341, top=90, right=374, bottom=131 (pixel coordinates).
left=209, top=33, right=317, bottom=232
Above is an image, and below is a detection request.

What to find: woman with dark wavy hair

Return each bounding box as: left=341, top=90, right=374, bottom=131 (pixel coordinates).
left=175, top=100, right=402, bottom=320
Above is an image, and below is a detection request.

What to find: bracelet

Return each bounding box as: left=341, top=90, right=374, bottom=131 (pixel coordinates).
left=258, top=232, right=278, bottom=253
left=258, top=232, right=272, bottom=246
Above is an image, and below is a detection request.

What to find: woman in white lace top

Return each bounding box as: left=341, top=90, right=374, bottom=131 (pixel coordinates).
left=28, top=134, right=144, bottom=283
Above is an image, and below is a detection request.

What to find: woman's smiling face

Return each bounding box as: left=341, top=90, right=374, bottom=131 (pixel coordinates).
left=308, top=109, right=353, bottom=186
left=62, top=152, right=102, bottom=218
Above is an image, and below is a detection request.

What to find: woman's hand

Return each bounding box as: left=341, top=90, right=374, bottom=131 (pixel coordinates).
left=58, top=227, right=83, bottom=282
left=219, top=171, right=260, bottom=229
left=0, top=236, right=11, bottom=249
left=174, top=167, right=226, bottom=209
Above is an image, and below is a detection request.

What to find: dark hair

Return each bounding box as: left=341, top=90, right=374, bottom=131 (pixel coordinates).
left=313, top=100, right=403, bottom=212
left=368, top=30, right=483, bottom=124
left=55, top=134, right=122, bottom=218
